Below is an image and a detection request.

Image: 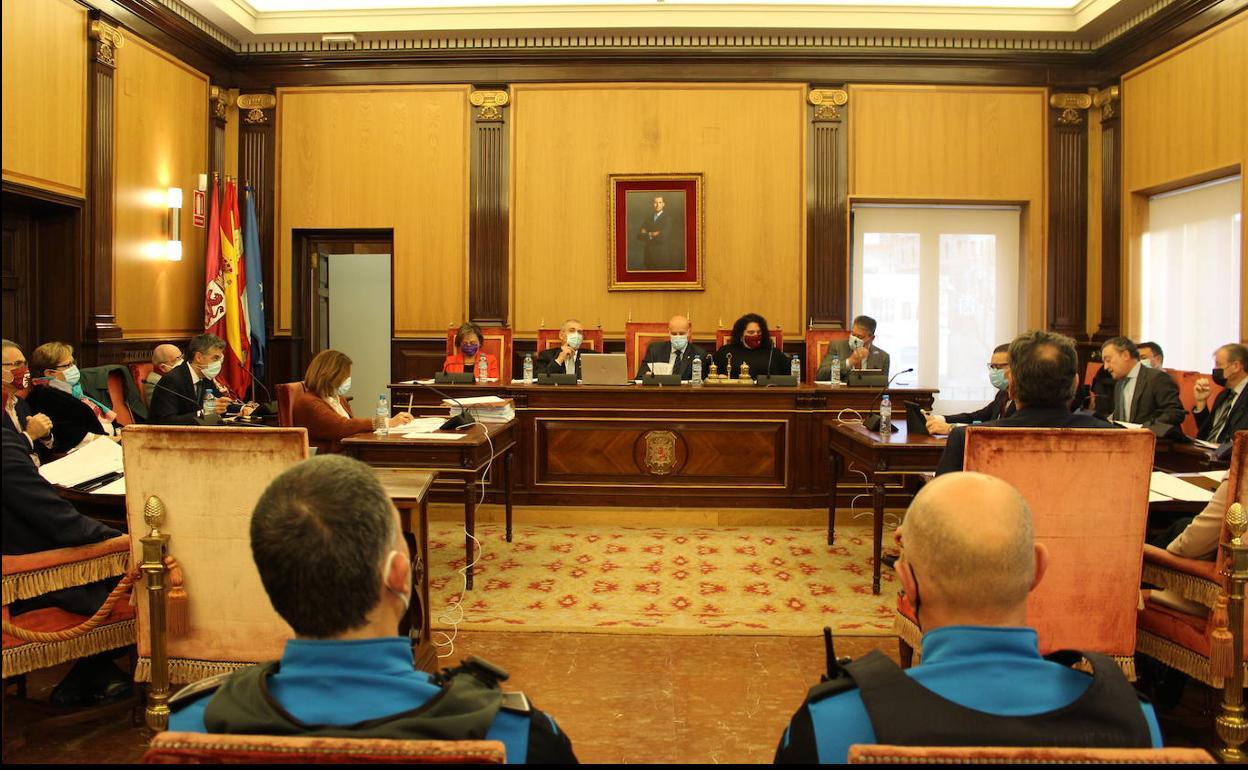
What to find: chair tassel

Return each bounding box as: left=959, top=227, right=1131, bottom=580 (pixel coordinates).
left=1208, top=595, right=1234, bottom=680
left=164, top=555, right=189, bottom=638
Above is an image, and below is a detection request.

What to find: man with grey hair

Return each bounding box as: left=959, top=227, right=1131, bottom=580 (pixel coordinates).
left=144, top=343, right=183, bottom=405
left=775, top=473, right=1162, bottom=763
left=534, top=318, right=592, bottom=379
left=2, top=338, right=54, bottom=463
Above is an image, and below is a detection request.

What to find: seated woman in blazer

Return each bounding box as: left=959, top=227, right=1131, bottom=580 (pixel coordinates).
left=26, top=341, right=118, bottom=451
left=292, top=349, right=412, bottom=454
left=441, top=322, right=499, bottom=380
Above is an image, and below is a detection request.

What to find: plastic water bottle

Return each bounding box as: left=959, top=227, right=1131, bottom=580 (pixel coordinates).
left=691, top=356, right=703, bottom=387
left=202, top=389, right=216, bottom=417
left=831, top=356, right=842, bottom=386
left=476, top=355, right=488, bottom=384
left=523, top=353, right=534, bottom=383
left=374, top=394, right=390, bottom=436
left=879, top=394, right=893, bottom=436
left=790, top=355, right=801, bottom=381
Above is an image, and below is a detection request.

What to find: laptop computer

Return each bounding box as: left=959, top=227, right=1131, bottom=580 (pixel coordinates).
left=580, top=353, right=630, bottom=385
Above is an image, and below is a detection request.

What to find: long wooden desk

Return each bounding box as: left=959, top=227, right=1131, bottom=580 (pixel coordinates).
left=388, top=382, right=939, bottom=510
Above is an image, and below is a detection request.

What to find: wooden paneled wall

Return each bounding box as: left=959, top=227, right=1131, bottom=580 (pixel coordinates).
left=113, top=35, right=209, bottom=339
left=510, top=83, right=806, bottom=336
left=848, top=85, right=1048, bottom=330
left=1, top=0, right=87, bottom=198
left=274, top=85, right=471, bottom=337
left=1122, top=13, right=1248, bottom=340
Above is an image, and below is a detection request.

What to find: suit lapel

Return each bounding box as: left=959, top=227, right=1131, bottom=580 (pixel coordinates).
left=1129, top=367, right=1149, bottom=419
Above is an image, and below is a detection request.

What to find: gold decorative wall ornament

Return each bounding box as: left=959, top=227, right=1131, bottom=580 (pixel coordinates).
left=1093, top=85, right=1120, bottom=121
left=89, top=20, right=124, bottom=68
left=809, top=88, right=848, bottom=122
left=641, top=430, right=678, bottom=475
left=238, top=94, right=276, bottom=125
left=470, top=90, right=510, bottom=122
left=209, top=86, right=229, bottom=122
left=1049, top=92, right=1092, bottom=126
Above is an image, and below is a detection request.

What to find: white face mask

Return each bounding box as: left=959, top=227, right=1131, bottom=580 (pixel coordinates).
left=566, top=332, right=583, bottom=350
left=63, top=365, right=82, bottom=385
left=337, top=377, right=352, bottom=396
left=670, top=334, right=688, bottom=352
left=200, top=358, right=223, bottom=378
left=848, top=335, right=865, bottom=351
left=1139, top=358, right=1152, bottom=369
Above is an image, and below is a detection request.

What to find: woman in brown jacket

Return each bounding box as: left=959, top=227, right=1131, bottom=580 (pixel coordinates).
left=292, top=349, right=412, bottom=453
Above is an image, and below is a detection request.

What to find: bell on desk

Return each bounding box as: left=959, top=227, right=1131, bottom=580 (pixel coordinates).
left=707, top=361, right=719, bottom=379
left=738, top=361, right=751, bottom=380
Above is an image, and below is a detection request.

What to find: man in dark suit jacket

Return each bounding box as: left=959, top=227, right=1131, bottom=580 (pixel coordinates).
left=816, top=315, right=890, bottom=381
left=936, top=330, right=1116, bottom=475
left=1100, top=337, right=1186, bottom=436
left=927, top=343, right=1014, bottom=434
left=635, top=315, right=709, bottom=380
left=637, top=195, right=680, bottom=270
left=149, top=333, right=233, bottom=425
left=1193, top=343, right=1248, bottom=445
left=534, top=319, right=593, bottom=379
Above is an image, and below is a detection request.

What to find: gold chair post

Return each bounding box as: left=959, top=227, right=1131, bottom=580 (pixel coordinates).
left=140, top=496, right=171, bottom=732
left=1217, top=502, right=1247, bottom=763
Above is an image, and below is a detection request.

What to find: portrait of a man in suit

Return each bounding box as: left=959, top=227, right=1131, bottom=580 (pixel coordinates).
left=627, top=191, right=686, bottom=271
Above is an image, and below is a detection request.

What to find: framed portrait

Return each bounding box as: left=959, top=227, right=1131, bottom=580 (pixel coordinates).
left=608, top=173, right=704, bottom=291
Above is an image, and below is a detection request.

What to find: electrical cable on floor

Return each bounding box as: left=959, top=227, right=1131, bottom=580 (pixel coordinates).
left=435, top=423, right=495, bottom=659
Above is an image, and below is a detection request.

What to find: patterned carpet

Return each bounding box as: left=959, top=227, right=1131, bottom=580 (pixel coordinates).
left=427, top=524, right=897, bottom=636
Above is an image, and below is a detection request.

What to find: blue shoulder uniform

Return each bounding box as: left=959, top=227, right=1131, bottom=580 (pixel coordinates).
left=168, top=637, right=576, bottom=764
left=775, top=626, right=1162, bottom=763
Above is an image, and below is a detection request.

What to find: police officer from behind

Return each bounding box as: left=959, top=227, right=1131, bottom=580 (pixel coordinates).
left=168, top=455, right=578, bottom=764
left=775, top=472, right=1162, bottom=763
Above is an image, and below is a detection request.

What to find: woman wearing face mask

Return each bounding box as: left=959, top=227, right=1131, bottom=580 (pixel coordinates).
left=441, top=323, right=499, bottom=380
left=26, top=342, right=117, bottom=450
left=711, top=313, right=791, bottom=380
left=292, top=349, right=413, bottom=454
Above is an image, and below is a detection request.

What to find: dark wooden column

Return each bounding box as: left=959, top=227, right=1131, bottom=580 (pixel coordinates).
left=237, top=93, right=281, bottom=378
left=84, top=17, right=123, bottom=341
left=806, top=87, right=850, bottom=330
left=1092, top=86, right=1122, bottom=343
left=208, top=86, right=228, bottom=179
left=468, top=88, right=510, bottom=327
left=1045, top=92, right=1091, bottom=338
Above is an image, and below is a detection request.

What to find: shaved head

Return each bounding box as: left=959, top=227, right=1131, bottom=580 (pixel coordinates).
left=668, top=315, right=691, bottom=335
left=901, top=472, right=1036, bottom=619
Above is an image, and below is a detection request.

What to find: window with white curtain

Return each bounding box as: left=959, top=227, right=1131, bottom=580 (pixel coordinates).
left=852, top=205, right=1022, bottom=414
left=1139, top=175, right=1242, bottom=372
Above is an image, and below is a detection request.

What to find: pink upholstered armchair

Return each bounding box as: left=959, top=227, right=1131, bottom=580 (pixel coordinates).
left=847, top=744, right=1214, bottom=764
left=895, top=428, right=1155, bottom=677
left=143, top=732, right=506, bottom=764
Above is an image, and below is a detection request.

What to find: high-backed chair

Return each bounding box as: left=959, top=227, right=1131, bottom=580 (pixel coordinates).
left=107, top=369, right=137, bottom=426
left=895, top=428, right=1155, bottom=677
left=805, top=329, right=851, bottom=384
left=534, top=327, right=604, bottom=353
left=443, top=326, right=513, bottom=382
left=715, top=326, right=783, bottom=351
left=121, top=425, right=309, bottom=730
left=623, top=322, right=673, bottom=378
left=847, top=744, right=1215, bottom=764
left=143, top=733, right=507, bottom=764
left=275, top=381, right=305, bottom=428
left=130, top=362, right=155, bottom=406
left=1167, top=369, right=1223, bottom=439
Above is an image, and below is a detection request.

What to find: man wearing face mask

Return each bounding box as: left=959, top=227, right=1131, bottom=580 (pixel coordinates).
left=1136, top=341, right=1165, bottom=370
left=26, top=341, right=118, bottom=449
left=145, top=343, right=184, bottom=405
left=168, top=455, right=578, bottom=764
left=815, top=315, right=890, bottom=381
left=2, top=339, right=55, bottom=464
left=535, top=318, right=593, bottom=379
left=1192, top=343, right=1248, bottom=448
left=925, top=344, right=1015, bottom=435
left=635, top=314, right=708, bottom=380
left=150, top=333, right=255, bottom=425
left=775, top=472, right=1161, bottom=763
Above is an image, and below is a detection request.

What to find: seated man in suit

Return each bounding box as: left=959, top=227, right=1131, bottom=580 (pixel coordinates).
left=145, top=343, right=183, bottom=405
left=1099, top=337, right=1185, bottom=435
left=2, top=339, right=54, bottom=464
left=926, top=343, right=1015, bottom=434
left=168, top=455, right=578, bottom=764
left=149, top=333, right=256, bottom=425
left=535, top=318, right=591, bottom=379
left=936, top=330, right=1115, bottom=475
left=1192, top=342, right=1247, bottom=447
left=775, top=472, right=1161, bottom=763
left=1137, top=341, right=1165, bottom=370
left=635, top=314, right=709, bottom=380
left=815, top=315, right=890, bottom=381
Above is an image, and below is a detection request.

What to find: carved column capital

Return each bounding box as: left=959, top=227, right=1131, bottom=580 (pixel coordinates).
left=238, top=93, right=277, bottom=125
left=469, top=90, right=509, bottom=122
left=1093, top=85, right=1121, bottom=122
left=809, top=88, right=848, bottom=122
left=1049, top=92, right=1092, bottom=127
left=209, top=86, right=229, bottom=125
left=88, top=20, right=124, bottom=68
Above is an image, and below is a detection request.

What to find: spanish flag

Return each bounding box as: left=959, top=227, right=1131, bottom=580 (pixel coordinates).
left=218, top=178, right=252, bottom=396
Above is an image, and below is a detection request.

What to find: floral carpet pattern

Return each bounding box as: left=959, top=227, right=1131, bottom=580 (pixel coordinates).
left=427, top=524, right=896, bottom=636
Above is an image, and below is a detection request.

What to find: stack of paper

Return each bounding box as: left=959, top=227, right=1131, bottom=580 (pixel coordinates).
left=392, top=417, right=452, bottom=436
left=39, top=437, right=124, bottom=489
left=442, top=395, right=515, bottom=423
left=1148, top=471, right=1215, bottom=503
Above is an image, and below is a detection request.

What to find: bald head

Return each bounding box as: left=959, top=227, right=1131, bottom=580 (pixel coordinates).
left=668, top=315, right=691, bottom=335
left=152, top=344, right=183, bottom=374
left=900, top=472, right=1037, bottom=620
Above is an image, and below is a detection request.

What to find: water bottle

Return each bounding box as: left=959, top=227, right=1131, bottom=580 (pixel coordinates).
left=790, top=355, right=801, bottom=381
left=879, top=394, right=893, bottom=436
left=202, top=389, right=216, bottom=418
left=831, top=356, right=842, bottom=386
left=374, top=394, right=390, bottom=436
left=691, top=356, right=703, bottom=387
left=476, top=355, right=488, bottom=384
left=523, top=353, right=534, bottom=383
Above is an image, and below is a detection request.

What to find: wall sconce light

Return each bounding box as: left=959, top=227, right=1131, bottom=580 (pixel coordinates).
left=166, top=187, right=183, bottom=261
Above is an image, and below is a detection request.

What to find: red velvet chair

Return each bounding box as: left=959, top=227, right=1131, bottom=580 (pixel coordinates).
left=847, top=744, right=1214, bottom=764
left=130, top=362, right=155, bottom=406
left=715, top=326, right=783, bottom=351
left=534, top=327, right=604, bottom=353
left=895, top=428, right=1155, bottom=678
left=275, top=382, right=305, bottom=428
left=443, top=326, right=513, bottom=382
left=623, top=322, right=674, bottom=378
left=805, top=329, right=851, bottom=384
left=143, top=733, right=506, bottom=764
left=107, top=369, right=136, bottom=426
left=1167, top=369, right=1223, bottom=439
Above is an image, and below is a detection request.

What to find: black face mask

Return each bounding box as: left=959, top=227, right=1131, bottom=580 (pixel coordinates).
left=1212, top=368, right=1228, bottom=387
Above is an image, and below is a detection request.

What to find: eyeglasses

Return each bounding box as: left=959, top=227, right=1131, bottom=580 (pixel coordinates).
left=2, top=359, right=24, bottom=368
left=51, top=360, right=76, bottom=370
left=987, top=363, right=1009, bottom=371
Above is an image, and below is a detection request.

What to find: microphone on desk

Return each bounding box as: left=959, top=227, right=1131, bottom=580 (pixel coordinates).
left=410, top=380, right=478, bottom=431
left=861, top=368, right=915, bottom=432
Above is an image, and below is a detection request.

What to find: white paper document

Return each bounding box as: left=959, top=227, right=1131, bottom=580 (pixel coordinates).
left=1114, top=421, right=1143, bottom=430
left=647, top=362, right=673, bottom=376
left=39, top=437, right=123, bottom=488
left=393, top=417, right=451, bottom=435
left=1148, top=490, right=1169, bottom=503
left=92, top=477, right=127, bottom=495
left=1149, top=471, right=1215, bottom=503
left=443, top=395, right=510, bottom=406
left=401, top=433, right=466, bottom=441
left=1201, top=470, right=1229, bottom=483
